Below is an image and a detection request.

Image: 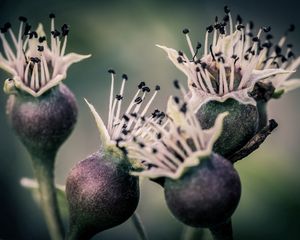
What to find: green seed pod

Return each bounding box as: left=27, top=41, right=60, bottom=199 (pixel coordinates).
left=196, top=98, right=258, bottom=157
left=66, top=150, right=139, bottom=240
left=6, top=83, right=77, bottom=158
left=164, top=153, right=241, bottom=228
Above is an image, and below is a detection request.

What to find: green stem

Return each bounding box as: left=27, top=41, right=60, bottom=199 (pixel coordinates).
left=181, top=226, right=204, bottom=240
left=131, top=212, right=148, bottom=240
left=209, top=219, right=233, bottom=240
left=31, top=153, right=64, bottom=240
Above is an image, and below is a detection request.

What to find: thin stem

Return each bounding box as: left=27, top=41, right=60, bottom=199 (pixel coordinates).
left=181, top=226, right=204, bottom=240
left=131, top=212, right=148, bottom=240
left=31, top=153, right=64, bottom=240
left=209, top=219, right=233, bottom=240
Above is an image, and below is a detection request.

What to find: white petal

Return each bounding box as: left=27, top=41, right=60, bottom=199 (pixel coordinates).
left=61, top=52, right=91, bottom=71
left=250, top=68, right=294, bottom=84
left=84, top=99, right=112, bottom=147
left=277, top=78, right=300, bottom=92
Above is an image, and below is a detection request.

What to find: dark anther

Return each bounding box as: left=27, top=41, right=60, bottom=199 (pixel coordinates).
left=49, top=13, right=56, bottom=19
left=201, top=62, right=207, bottom=69
left=223, top=15, right=229, bottom=22
left=196, top=42, right=202, bottom=49
left=252, top=37, right=259, bottom=42
left=281, top=56, right=287, bottom=63
left=130, top=113, right=137, bottom=118
left=191, top=83, right=197, bottom=88
left=61, top=24, right=69, bottom=36
left=156, top=132, right=162, bottom=139
left=287, top=43, right=293, bottom=48
left=237, top=24, right=244, bottom=31
left=122, top=74, right=128, bottom=80
left=0, top=27, right=7, bottom=33
left=19, top=16, right=27, bottom=22
left=173, top=96, right=180, bottom=104
left=236, top=14, right=243, bottom=23
left=121, top=129, right=129, bottom=136
left=231, top=54, right=237, bottom=59
left=152, top=148, right=158, bottom=154
left=51, top=29, right=60, bottom=38
left=138, top=81, right=145, bottom=89
left=206, top=25, right=214, bottom=33
left=209, top=44, right=216, bottom=61
left=195, top=67, right=200, bottom=72
left=141, top=116, right=146, bottom=122
left=135, top=97, right=142, bottom=104
left=244, top=54, right=249, bottom=60
left=219, top=26, right=225, bottom=35
left=249, top=21, right=254, bottom=30
left=116, top=94, right=123, bottom=101
left=266, top=34, right=273, bottom=40
left=262, top=26, right=271, bottom=32
left=224, top=5, right=230, bottom=14
left=155, top=85, right=160, bottom=91
left=30, top=57, right=40, bottom=63
left=215, top=16, right=219, bottom=22
left=108, top=69, right=115, bottom=74
left=29, top=31, right=38, bottom=39
left=142, top=86, right=150, bottom=92
left=275, top=45, right=281, bottom=55
left=262, top=42, right=272, bottom=49
left=24, top=24, right=31, bottom=35
left=178, top=50, right=184, bottom=56
left=173, top=80, right=180, bottom=89
left=195, top=59, right=201, bottom=64
left=8, top=78, right=13, bottom=81
left=4, top=22, right=11, bottom=29
left=180, top=103, right=187, bottom=113
left=247, top=32, right=253, bottom=37
left=37, top=45, right=44, bottom=52
left=182, top=28, right=189, bottom=34
left=288, top=51, right=295, bottom=58
left=177, top=56, right=184, bottom=63
left=288, top=24, right=295, bottom=32
left=38, top=36, right=46, bottom=43
left=122, top=114, right=130, bottom=121
left=214, top=23, right=221, bottom=30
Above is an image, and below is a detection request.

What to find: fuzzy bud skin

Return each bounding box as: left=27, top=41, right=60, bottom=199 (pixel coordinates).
left=6, top=84, right=77, bottom=158
left=196, top=98, right=258, bottom=157
left=66, top=151, right=140, bottom=240
left=164, top=153, right=241, bottom=228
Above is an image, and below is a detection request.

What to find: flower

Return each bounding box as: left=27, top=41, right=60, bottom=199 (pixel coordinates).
left=122, top=96, right=228, bottom=179
left=157, top=6, right=296, bottom=110
left=85, top=69, right=160, bottom=152
left=0, top=14, right=90, bottom=97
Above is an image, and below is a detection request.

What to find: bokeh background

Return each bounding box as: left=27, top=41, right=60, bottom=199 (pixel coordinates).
left=1, top=0, right=300, bottom=239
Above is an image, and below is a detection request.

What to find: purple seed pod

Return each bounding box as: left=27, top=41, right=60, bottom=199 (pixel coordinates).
left=66, top=151, right=139, bottom=240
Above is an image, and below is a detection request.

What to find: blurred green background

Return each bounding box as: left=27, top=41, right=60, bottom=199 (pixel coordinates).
left=1, top=0, right=300, bottom=239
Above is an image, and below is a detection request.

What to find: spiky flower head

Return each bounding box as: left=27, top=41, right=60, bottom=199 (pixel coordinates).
left=121, top=96, right=228, bottom=179
left=157, top=6, right=298, bottom=110
left=0, top=14, right=90, bottom=97
left=85, top=69, right=160, bottom=158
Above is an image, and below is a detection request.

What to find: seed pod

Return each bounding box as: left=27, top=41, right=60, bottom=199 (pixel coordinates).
left=6, top=84, right=77, bottom=158
left=164, top=153, right=241, bottom=228
left=66, top=151, right=139, bottom=240
left=196, top=98, right=258, bottom=157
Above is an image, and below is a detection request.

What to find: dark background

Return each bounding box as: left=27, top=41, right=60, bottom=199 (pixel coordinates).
left=1, top=0, right=300, bottom=239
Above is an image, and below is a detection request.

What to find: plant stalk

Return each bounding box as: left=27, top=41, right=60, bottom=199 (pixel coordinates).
left=209, top=219, right=233, bottom=240
left=131, top=212, right=148, bottom=240
left=31, top=153, right=64, bottom=240
left=181, top=226, right=204, bottom=240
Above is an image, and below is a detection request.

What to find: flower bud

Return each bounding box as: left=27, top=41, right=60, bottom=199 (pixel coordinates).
left=6, top=83, right=77, bottom=158
left=164, top=153, right=241, bottom=228
left=66, top=151, right=139, bottom=240
left=196, top=98, right=258, bottom=157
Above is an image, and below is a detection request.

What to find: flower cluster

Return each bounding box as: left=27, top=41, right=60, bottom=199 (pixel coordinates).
left=0, top=14, right=90, bottom=97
